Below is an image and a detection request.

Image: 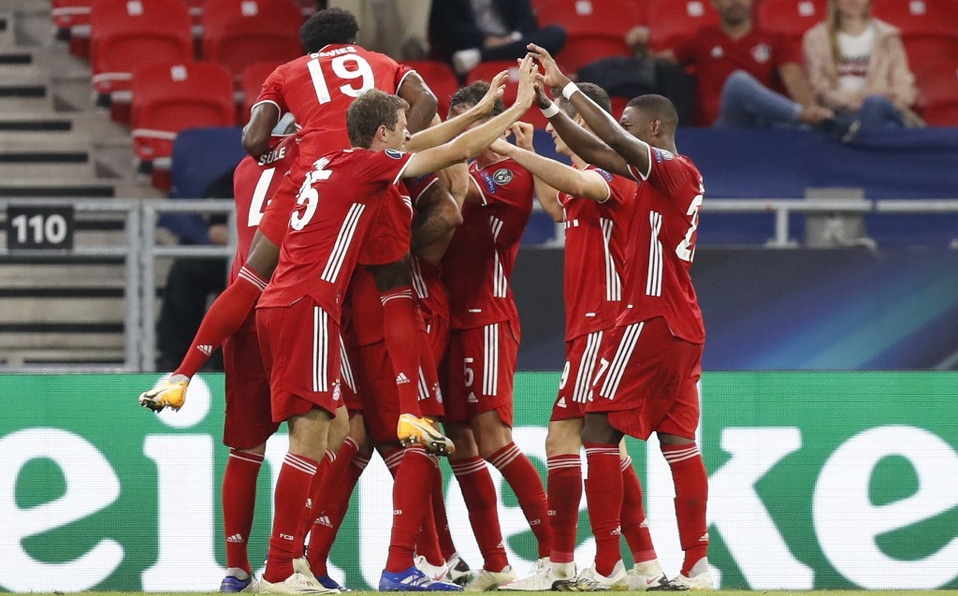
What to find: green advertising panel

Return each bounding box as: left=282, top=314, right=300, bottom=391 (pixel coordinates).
left=1, top=372, right=956, bottom=592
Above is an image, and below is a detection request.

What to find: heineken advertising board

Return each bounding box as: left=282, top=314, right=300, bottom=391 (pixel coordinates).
left=1, top=372, right=956, bottom=591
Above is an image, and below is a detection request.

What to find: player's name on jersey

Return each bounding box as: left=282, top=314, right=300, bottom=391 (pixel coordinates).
left=258, top=144, right=289, bottom=167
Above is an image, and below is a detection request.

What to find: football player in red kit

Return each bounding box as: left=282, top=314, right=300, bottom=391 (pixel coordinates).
left=530, top=44, right=712, bottom=591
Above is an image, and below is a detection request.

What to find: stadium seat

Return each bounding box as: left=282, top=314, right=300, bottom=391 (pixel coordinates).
left=610, top=95, right=630, bottom=119
left=535, top=0, right=645, bottom=74
left=201, top=0, right=303, bottom=82
left=405, top=60, right=460, bottom=118
left=648, top=0, right=720, bottom=52
left=240, top=60, right=284, bottom=123
left=872, top=0, right=958, bottom=64
left=51, top=0, right=92, bottom=56
left=916, top=61, right=958, bottom=125
left=757, top=0, right=826, bottom=49
left=169, top=127, right=247, bottom=199
left=131, top=61, right=235, bottom=188
left=90, top=0, right=193, bottom=123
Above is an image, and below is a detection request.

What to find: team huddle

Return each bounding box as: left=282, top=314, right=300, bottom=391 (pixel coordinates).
left=138, top=7, right=710, bottom=595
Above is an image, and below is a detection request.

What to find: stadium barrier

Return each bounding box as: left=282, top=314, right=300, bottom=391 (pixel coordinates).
left=1, top=371, right=955, bottom=591
left=1, top=198, right=957, bottom=372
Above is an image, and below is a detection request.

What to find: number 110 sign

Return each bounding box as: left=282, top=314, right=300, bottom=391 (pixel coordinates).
left=6, top=205, right=75, bottom=250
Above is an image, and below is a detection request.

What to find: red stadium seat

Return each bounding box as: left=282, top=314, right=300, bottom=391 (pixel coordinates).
left=610, top=95, right=630, bottom=119
left=90, top=0, right=193, bottom=122
left=241, top=60, right=284, bottom=123
left=201, top=0, right=303, bottom=81
left=648, top=0, right=720, bottom=52
left=536, top=0, right=645, bottom=74
left=405, top=60, right=461, bottom=118
left=757, top=0, right=826, bottom=49
left=916, top=61, right=958, bottom=125
left=872, top=0, right=958, bottom=64
left=131, top=61, right=235, bottom=188
left=51, top=0, right=93, bottom=56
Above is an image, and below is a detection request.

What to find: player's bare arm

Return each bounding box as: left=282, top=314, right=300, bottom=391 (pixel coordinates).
left=410, top=179, right=464, bottom=265
left=500, top=122, right=564, bottom=221
left=401, top=56, right=537, bottom=179
left=528, top=43, right=652, bottom=176
left=244, top=230, right=282, bottom=279
left=397, top=71, right=439, bottom=134
left=490, top=138, right=610, bottom=202
left=404, top=70, right=509, bottom=152
left=242, top=103, right=281, bottom=157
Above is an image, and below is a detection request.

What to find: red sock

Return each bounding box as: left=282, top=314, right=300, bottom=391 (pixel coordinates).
left=222, top=449, right=264, bottom=574
left=300, top=449, right=336, bottom=545
left=431, top=466, right=458, bottom=560
left=264, top=453, right=317, bottom=583
left=584, top=444, right=623, bottom=577
left=382, top=446, right=406, bottom=478
left=547, top=454, right=581, bottom=564
left=620, top=456, right=657, bottom=563
left=418, top=494, right=445, bottom=567
left=386, top=447, right=439, bottom=572
left=488, top=443, right=552, bottom=558
left=451, top=456, right=508, bottom=572
left=175, top=266, right=267, bottom=378
left=306, top=440, right=367, bottom=577
left=662, top=443, right=709, bottom=576
left=381, top=286, right=422, bottom=415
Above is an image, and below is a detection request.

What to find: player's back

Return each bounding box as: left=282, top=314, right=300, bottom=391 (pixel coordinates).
left=258, top=147, right=413, bottom=318
left=256, top=44, right=412, bottom=149
left=230, top=134, right=298, bottom=280
left=620, top=146, right=705, bottom=344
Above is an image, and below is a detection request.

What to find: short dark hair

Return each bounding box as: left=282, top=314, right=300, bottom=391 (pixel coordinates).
left=449, top=81, right=504, bottom=117
left=300, top=8, right=359, bottom=53
left=553, top=82, right=612, bottom=118
left=626, top=94, right=679, bottom=133
left=347, top=89, right=409, bottom=148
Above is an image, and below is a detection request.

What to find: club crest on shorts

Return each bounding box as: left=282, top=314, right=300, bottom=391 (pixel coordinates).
left=493, top=168, right=514, bottom=186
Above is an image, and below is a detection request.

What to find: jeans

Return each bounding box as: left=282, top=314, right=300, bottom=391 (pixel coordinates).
left=846, top=95, right=904, bottom=130
left=715, top=70, right=803, bottom=128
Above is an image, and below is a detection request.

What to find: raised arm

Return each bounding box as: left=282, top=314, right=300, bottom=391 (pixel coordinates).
left=528, top=43, right=651, bottom=176
left=242, top=103, right=280, bottom=157
left=490, top=138, right=609, bottom=202
left=402, top=56, right=537, bottom=179
left=405, top=71, right=508, bottom=152
left=398, top=71, right=439, bottom=134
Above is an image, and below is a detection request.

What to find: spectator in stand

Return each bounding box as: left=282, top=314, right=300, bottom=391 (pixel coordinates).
left=327, top=0, right=432, bottom=60
left=631, top=0, right=835, bottom=129
left=430, top=0, right=566, bottom=76
left=803, top=0, right=921, bottom=133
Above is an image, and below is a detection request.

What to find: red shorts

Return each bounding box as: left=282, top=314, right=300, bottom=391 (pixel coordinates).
left=340, top=336, right=363, bottom=412
left=222, top=326, right=279, bottom=449
left=356, top=329, right=443, bottom=444
left=587, top=317, right=703, bottom=440
left=255, top=298, right=343, bottom=422
left=445, top=321, right=518, bottom=426
left=423, top=311, right=450, bottom=365
left=551, top=330, right=606, bottom=422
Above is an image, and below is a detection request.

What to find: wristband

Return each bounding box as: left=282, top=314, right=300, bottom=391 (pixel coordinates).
left=540, top=102, right=560, bottom=118
left=561, top=81, right=579, bottom=101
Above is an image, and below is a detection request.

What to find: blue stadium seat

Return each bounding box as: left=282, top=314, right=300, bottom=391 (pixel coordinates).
left=161, top=126, right=246, bottom=244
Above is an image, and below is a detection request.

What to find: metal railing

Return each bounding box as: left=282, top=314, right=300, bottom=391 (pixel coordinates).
left=0, top=197, right=955, bottom=372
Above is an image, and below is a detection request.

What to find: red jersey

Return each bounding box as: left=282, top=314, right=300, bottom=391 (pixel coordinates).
left=258, top=148, right=413, bottom=322
left=619, top=144, right=705, bottom=345
left=346, top=174, right=440, bottom=347
left=442, top=158, right=534, bottom=330
left=411, top=256, right=449, bottom=324
left=559, top=164, right=637, bottom=341
left=230, top=134, right=298, bottom=282
left=254, top=44, right=413, bottom=151
left=673, top=26, right=801, bottom=126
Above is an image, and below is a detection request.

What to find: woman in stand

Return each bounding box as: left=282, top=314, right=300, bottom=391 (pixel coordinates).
left=803, top=0, right=921, bottom=133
